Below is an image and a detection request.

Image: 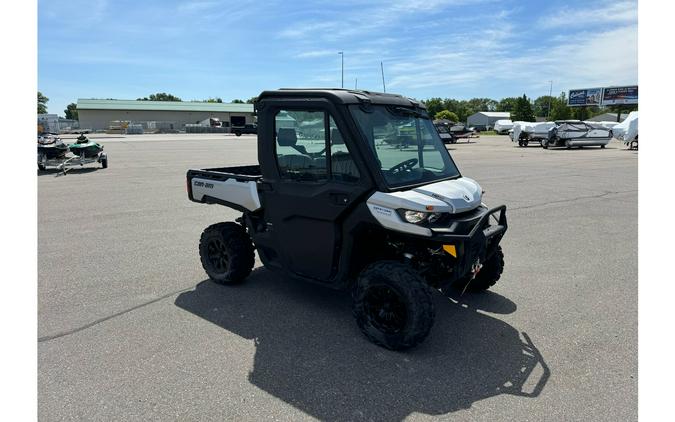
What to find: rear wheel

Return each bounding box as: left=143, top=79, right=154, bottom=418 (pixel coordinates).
left=101, top=157, right=108, bottom=168
left=541, top=140, right=549, bottom=149
left=199, top=222, right=255, bottom=284
left=446, top=246, right=504, bottom=293
left=600, top=144, right=606, bottom=149
left=353, top=261, right=435, bottom=350
left=234, top=130, right=242, bottom=136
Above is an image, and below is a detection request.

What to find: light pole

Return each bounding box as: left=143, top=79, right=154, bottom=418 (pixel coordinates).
left=547, top=80, right=553, bottom=120
left=381, top=61, right=386, bottom=92
left=338, top=51, right=344, bottom=88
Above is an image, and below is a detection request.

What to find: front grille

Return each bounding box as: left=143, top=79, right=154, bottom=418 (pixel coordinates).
left=427, top=205, right=488, bottom=235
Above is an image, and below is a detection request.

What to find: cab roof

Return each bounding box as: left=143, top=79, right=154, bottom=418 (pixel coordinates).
left=257, top=88, right=425, bottom=109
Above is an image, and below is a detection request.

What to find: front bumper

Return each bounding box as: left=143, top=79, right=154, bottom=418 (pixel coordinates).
left=429, top=205, right=507, bottom=284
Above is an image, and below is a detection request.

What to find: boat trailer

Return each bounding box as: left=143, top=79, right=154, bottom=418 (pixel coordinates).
left=38, top=151, right=108, bottom=175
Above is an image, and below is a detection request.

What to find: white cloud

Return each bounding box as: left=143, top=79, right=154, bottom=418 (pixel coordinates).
left=386, top=23, right=637, bottom=97
left=538, top=0, right=637, bottom=29
left=177, top=1, right=221, bottom=13
left=295, top=50, right=336, bottom=58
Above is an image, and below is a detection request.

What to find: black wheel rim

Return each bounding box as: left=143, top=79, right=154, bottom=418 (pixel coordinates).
left=363, top=285, right=407, bottom=334
left=207, top=238, right=230, bottom=273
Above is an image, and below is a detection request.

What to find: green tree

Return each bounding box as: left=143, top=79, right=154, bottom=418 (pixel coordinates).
left=496, top=97, right=519, bottom=113
left=549, top=93, right=571, bottom=121
left=64, top=103, right=78, bottom=120
left=422, top=97, right=444, bottom=117
left=38, top=91, right=49, bottom=114
left=137, top=93, right=182, bottom=101
left=533, top=96, right=556, bottom=118
left=512, top=94, right=535, bottom=122
left=434, top=110, right=459, bottom=122
left=231, top=99, right=245, bottom=103
left=246, top=97, right=258, bottom=104
left=572, top=106, right=595, bottom=120
left=205, top=97, right=223, bottom=103
left=466, top=98, right=497, bottom=113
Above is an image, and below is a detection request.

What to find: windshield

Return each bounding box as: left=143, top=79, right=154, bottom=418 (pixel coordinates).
left=349, top=105, right=460, bottom=188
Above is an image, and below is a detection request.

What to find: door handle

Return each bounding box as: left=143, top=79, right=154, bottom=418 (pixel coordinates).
left=329, top=192, right=349, bottom=205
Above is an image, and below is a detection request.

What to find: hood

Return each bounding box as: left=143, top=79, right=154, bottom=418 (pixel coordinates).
left=368, top=177, right=483, bottom=214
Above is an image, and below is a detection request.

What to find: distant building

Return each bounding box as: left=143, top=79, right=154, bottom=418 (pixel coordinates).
left=587, top=113, right=626, bottom=123
left=466, top=112, right=511, bottom=130
left=77, top=99, right=255, bottom=132
left=37, top=114, right=59, bottom=133
left=37, top=114, right=81, bottom=133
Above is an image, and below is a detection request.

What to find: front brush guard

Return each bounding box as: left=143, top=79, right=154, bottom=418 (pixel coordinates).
left=432, top=205, right=507, bottom=284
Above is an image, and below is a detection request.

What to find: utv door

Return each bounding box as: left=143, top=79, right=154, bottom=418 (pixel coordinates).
left=259, top=101, right=370, bottom=282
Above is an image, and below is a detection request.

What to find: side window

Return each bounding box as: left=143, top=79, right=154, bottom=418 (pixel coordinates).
left=329, top=116, right=360, bottom=182
left=275, top=110, right=327, bottom=182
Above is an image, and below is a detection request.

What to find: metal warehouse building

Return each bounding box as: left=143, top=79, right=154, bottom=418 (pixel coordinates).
left=466, top=111, right=511, bottom=130
left=77, top=99, right=255, bottom=131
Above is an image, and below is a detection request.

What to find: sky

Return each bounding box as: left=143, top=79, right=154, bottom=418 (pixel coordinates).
left=38, top=0, right=638, bottom=117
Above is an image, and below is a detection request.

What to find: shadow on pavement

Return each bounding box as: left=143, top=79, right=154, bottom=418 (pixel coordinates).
left=38, top=167, right=101, bottom=177
left=175, top=269, right=549, bottom=421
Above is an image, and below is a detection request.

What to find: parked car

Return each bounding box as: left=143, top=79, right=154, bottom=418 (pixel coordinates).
left=232, top=124, right=257, bottom=136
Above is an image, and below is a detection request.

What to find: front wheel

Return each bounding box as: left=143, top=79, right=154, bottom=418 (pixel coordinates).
left=234, top=131, right=242, bottom=137
left=353, top=261, right=435, bottom=350
left=199, top=222, right=255, bottom=284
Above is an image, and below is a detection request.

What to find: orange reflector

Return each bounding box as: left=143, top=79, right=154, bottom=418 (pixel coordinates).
left=426, top=205, right=434, bottom=211
left=442, top=245, right=457, bottom=257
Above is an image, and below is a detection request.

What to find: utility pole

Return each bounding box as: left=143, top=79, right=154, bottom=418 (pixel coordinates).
left=355, top=78, right=357, bottom=89
left=547, top=80, right=553, bottom=120
left=338, top=51, right=344, bottom=88
left=380, top=61, right=386, bottom=93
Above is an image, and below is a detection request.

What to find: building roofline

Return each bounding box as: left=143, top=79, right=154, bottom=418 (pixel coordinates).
left=76, top=98, right=254, bottom=113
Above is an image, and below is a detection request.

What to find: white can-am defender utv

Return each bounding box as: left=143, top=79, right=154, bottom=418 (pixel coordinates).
left=187, top=89, right=508, bottom=350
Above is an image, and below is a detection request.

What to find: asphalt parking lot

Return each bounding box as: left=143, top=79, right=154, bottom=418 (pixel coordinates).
left=38, top=133, right=637, bottom=421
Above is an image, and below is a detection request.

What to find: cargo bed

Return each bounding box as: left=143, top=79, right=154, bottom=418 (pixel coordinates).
left=187, top=165, right=262, bottom=212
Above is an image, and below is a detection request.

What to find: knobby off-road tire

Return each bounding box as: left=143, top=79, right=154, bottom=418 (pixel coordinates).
left=448, top=246, right=505, bottom=293
left=353, top=261, right=435, bottom=351
left=199, top=222, right=255, bottom=285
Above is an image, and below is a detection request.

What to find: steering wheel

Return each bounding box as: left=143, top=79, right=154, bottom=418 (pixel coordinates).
left=389, top=158, right=418, bottom=173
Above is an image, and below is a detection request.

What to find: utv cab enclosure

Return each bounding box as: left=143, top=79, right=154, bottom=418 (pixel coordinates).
left=187, top=89, right=508, bottom=350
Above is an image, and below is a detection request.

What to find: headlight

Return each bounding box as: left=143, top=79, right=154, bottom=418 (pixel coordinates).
left=402, top=210, right=429, bottom=224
